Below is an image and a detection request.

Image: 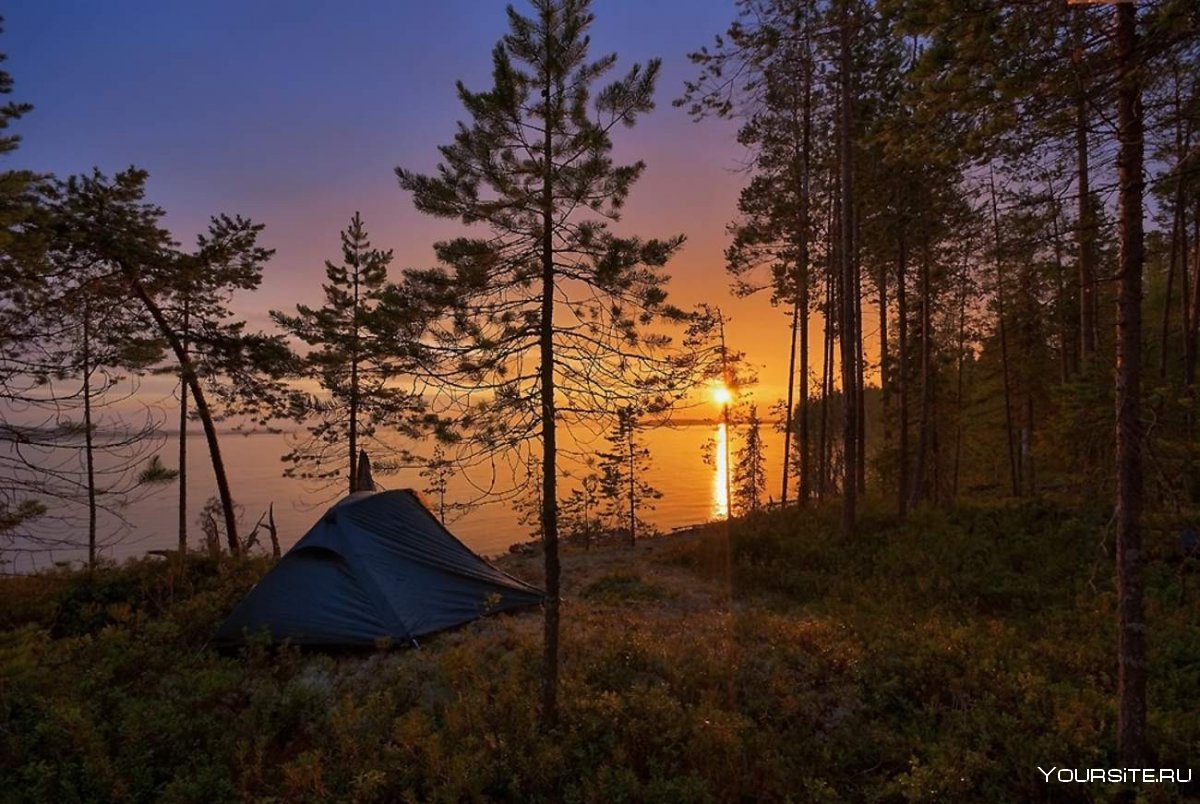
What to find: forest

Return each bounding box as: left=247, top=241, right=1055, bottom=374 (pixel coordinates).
left=2, top=0, right=1200, bottom=801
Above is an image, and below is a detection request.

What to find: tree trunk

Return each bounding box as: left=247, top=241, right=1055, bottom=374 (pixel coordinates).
left=838, top=0, right=857, bottom=534
left=910, top=238, right=932, bottom=510
left=539, top=53, right=561, bottom=729
left=348, top=237, right=361, bottom=494
left=1114, top=1, right=1146, bottom=768
left=1020, top=260, right=1037, bottom=497
left=1075, top=20, right=1099, bottom=366
left=1188, top=201, right=1200, bottom=387
left=784, top=52, right=815, bottom=508
left=719, top=314, right=733, bottom=516
left=798, top=60, right=813, bottom=504
left=989, top=169, right=1021, bottom=497
left=1160, top=75, right=1186, bottom=380
left=819, top=274, right=833, bottom=500
left=628, top=418, right=636, bottom=546
left=897, top=229, right=909, bottom=519
left=953, top=253, right=968, bottom=499
left=123, top=265, right=240, bottom=555
left=798, top=251, right=811, bottom=504
left=178, top=297, right=189, bottom=553
left=1047, top=181, right=1073, bottom=382
left=782, top=280, right=799, bottom=507
left=854, top=203, right=867, bottom=496
left=82, top=296, right=97, bottom=568
left=1182, top=202, right=1193, bottom=384
left=878, top=245, right=890, bottom=473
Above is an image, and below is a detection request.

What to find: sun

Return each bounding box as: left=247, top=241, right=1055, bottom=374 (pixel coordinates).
left=712, top=384, right=733, bottom=406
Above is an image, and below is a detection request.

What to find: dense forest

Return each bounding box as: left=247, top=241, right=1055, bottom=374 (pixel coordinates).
left=2, top=0, right=1200, bottom=800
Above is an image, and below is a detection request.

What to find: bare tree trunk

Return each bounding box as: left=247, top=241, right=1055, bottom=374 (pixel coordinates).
left=989, top=169, right=1021, bottom=497
left=953, top=253, right=968, bottom=499
left=1160, top=74, right=1187, bottom=380
left=178, top=297, right=189, bottom=553
left=1182, top=201, right=1193, bottom=383
left=82, top=296, right=97, bottom=568
left=539, top=59, right=561, bottom=728
left=782, top=290, right=799, bottom=507
left=838, top=0, right=857, bottom=534
left=783, top=92, right=813, bottom=507
left=1047, top=178, right=1073, bottom=382
left=1075, top=16, right=1099, bottom=366
left=1114, top=1, right=1146, bottom=767
left=1020, top=262, right=1037, bottom=497
left=819, top=275, right=834, bottom=500
left=718, top=313, right=733, bottom=515
left=910, top=238, right=932, bottom=510
left=878, top=248, right=890, bottom=474
left=819, top=183, right=837, bottom=501
left=854, top=205, right=866, bottom=496
left=627, top=417, right=636, bottom=546
left=798, top=251, right=810, bottom=504
left=931, top=370, right=941, bottom=505
left=122, top=265, right=240, bottom=555
left=348, top=235, right=361, bottom=494
left=798, top=59, right=813, bottom=504
left=897, top=230, right=909, bottom=519
left=267, top=503, right=280, bottom=559
left=1188, top=201, right=1200, bottom=387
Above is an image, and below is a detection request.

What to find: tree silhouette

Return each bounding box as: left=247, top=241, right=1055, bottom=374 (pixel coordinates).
left=47, top=169, right=297, bottom=555
left=597, top=406, right=660, bottom=546
left=733, top=404, right=768, bottom=515
left=396, top=0, right=691, bottom=724
left=273, top=212, right=421, bottom=497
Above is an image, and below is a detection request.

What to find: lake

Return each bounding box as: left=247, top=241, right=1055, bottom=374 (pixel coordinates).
left=5, top=422, right=785, bottom=573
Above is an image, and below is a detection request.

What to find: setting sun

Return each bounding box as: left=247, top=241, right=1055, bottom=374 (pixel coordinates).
left=712, top=384, right=733, bottom=406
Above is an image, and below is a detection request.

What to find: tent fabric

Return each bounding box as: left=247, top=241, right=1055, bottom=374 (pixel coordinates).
left=216, top=489, right=544, bottom=646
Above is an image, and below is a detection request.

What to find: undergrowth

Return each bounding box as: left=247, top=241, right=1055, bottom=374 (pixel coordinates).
left=1, top=500, right=1197, bottom=802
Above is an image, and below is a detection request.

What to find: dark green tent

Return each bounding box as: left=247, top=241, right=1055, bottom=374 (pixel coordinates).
left=216, top=490, right=543, bottom=647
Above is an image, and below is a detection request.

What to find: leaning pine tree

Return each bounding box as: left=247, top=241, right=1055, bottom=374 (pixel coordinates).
left=397, top=0, right=688, bottom=725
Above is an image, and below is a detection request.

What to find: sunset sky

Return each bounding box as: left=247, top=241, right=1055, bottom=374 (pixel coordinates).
left=6, top=0, right=845, bottom=407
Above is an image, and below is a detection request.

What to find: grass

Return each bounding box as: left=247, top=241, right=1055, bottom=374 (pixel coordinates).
left=1, top=498, right=1198, bottom=802
left=581, top=573, right=668, bottom=603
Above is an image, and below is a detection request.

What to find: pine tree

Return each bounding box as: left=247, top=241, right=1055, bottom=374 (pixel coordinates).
left=597, top=406, right=660, bottom=546
left=1114, top=0, right=1146, bottom=767
left=273, top=212, right=419, bottom=496
left=0, top=19, right=47, bottom=547
left=559, top=472, right=601, bottom=548
left=30, top=267, right=170, bottom=566
left=396, top=0, right=688, bottom=725
left=420, top=445, right=452, bottom=524
left=733, top=404, right=767, bottom=515
left=48, top=169, right=296, bottom=555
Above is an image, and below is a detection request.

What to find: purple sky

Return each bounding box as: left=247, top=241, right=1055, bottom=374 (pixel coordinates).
left=8, top=1, right=806, bottom=403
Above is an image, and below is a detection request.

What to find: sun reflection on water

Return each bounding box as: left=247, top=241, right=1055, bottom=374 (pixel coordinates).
left=712, top=422, right=728, bottom=520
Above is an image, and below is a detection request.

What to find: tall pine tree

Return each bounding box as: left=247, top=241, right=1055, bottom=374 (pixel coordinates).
left=396, top=0, right=688, bottom=724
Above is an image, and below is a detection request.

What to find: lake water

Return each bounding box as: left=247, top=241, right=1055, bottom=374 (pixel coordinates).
left=5, top=422, right=785, bottom=572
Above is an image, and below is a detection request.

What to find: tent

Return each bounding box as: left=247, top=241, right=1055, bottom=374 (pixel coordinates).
left=216, top=489, right=543, bottom=647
